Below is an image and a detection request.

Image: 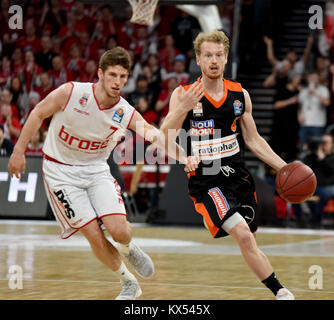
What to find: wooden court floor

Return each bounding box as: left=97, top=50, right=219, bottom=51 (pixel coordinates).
left=0, top=220, right=333, bottom=300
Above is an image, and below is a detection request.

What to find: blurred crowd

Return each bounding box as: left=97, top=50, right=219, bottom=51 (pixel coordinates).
left=262, top=30, right=334, bottom=228
left=0, top=0, right=235, bottom=158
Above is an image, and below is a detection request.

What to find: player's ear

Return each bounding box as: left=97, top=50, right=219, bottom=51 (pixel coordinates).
left=196, top=55, right=200, bottom=66
left=97, top=68, right=104, bottom=80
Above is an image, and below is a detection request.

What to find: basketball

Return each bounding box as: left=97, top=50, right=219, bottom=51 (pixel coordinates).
left=275, top=161, right=317, bottom=204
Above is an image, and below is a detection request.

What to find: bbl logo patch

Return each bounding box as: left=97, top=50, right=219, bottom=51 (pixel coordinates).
left=112, top=108, right=124, bottom=123
left=233, top=100, right=243, bottom=116
left=79, top=93, right=89, bottom=106
left=193, top=102, right=203, bottom=117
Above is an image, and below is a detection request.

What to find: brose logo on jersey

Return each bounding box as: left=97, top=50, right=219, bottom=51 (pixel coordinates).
left=58, top=125, right=109, bottom=151
left=190, top=119, right=215, bottom=136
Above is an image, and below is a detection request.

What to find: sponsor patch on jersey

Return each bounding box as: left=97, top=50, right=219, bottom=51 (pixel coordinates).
left=193, top=102, right=203, bottom=117
left=79, top=93, right=89, bottom=106
left=190, top=119, right=214, bottom=136
left=208, top=187, right=230, bottom=220
left=233, top=100, right=243, bottom=116
left=112, top=108, right=124, bottom=123
left=191, top=134, right=240, bottom=160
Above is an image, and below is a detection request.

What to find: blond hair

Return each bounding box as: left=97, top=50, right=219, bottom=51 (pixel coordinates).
left=193, top=30, right=230, bottom=56
left=99, top=47, right=131, bottom=73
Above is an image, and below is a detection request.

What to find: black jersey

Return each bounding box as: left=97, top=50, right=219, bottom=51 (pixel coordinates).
left=182, top=77, right=246, bottom=189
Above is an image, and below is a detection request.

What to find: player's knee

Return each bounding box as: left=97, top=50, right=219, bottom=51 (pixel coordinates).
left=232, top=223, right=256, bottom=251
left=110, top=225, right=131, bottom=244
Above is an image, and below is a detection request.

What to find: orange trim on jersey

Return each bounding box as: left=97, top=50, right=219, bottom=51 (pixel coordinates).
left=183, top=78, right=243, bottom=109
left=187, top=171, right=196, bottom=179
left=193, top=200, right=219, bottom=238
left=92, top=83, right=121, bottom=111
left=254, top=192, right=258, bottom=204
left=63, top=82, right=74, bottom=111
left=195, top=136, right=236, bottom=148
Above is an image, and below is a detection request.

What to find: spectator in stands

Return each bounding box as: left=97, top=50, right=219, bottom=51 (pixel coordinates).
left=165, top=54, right=190, bottom=86
left=155, top=76, right=179, bottom=121
left=136, top=97, right=158, bottom=125
left=171, top=11, right=200, bottom=55
left=271, top=75, right=302, bottom=162
left=130, top=27, right=153, bottom=64
left=25, top=128, right=44, bottom=156
left=263, top=34, right=314, bottom=78
left=16, top=20, right=41, bottom=53
left=57, top=11, right=83, bottom=59
left=35, top=72, right=54, bottom=101
left=11, top=48, right=24, bottom=75
left=302, top=133, right=334, bottom=227
left=39, top=0, right=67, bottom=36
left=0, top=123, right=13, bottom=156
left=21, top=49, right=43, bottom=94
left=126, top=74, right=154, bottom=108
left=66, top=44, right=86, bottom=80
left=9, top=76, right=24, bottom=115
left=298, top=71, right=330, bottom=149
left=316, top=56, right=330, bottom=87
left=20, top=91, right=41, bottom=127
left=49, top=55, right=74, bottom=87
left=35, top=35, right=57, bottom=71
left=73, top=2, right=94, bottom=35
left=263, top=59, right=292, bottom=90
left=158, top=34, right=181, bottom=73
left=0, top=56, right=11, bottom=88
left=0, top=98, right=22, bottom=144
left=0, top=88, right=19, bottom=119
left=77, top=60, right=98, bottom=83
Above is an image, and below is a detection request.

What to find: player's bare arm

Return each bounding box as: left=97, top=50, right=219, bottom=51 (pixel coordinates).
left=240, top=88, right=287, bottom=172
left=160, top=82, right=204, bottom=171
left=161, top=82, right=204, bottom=135
left=8, top=82, right=73, bottom=178
left=128, top=109, right=188, bottom=164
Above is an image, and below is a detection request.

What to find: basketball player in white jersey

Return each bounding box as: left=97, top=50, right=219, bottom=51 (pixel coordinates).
left=8, top=47, right=195, bottom=300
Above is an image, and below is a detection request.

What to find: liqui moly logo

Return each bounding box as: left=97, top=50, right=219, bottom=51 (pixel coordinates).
left=208, top=187, right=230, bottom=220
left=190, top=119, right=215, bottom=136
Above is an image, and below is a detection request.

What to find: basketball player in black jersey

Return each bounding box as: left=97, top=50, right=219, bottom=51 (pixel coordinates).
left=161, top=30, right=294, bottom=300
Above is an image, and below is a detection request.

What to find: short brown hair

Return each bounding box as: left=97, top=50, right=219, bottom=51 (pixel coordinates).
left=99, top=47, right=131, bottom=73
left=193, top=30, right=230, bottom=56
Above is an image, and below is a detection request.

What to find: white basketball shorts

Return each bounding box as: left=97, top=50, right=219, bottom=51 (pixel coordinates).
left=42, top=158, right=126, bottom=239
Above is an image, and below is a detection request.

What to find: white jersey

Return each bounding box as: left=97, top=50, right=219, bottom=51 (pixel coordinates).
left=43, top=81, right=135, bottom=165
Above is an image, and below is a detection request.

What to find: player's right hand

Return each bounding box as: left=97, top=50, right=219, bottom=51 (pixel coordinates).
left=184, top=155, right=200, bottom=173
left=8, top=152, right=26, bottom=179
left=177, top=82, right=204, bottom=112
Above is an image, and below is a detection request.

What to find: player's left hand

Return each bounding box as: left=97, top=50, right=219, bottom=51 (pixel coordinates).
left=184, top=155, right=200, bottom=173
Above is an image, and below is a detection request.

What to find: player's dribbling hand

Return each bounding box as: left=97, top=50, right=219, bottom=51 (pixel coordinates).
left=8, top=152, right=26, bottom=179
left=177, top=82, right=204, bottom=113
left=184, top=155, right=200, bottom=173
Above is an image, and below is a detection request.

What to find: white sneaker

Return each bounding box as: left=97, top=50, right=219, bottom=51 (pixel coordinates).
left=115, top=279, right=142, bottom=300
left=276, top=288, right=295, bottom=300
left=125, top=243, right=154, bottom=278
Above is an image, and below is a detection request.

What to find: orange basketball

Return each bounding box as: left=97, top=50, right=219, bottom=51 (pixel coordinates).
left=275, top=161, right=317, bottom=203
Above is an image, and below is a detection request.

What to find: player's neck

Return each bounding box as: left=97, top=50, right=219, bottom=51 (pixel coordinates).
left=94, top=82, right=119, bottom=109
left=200, top=74, right=224, bottom=95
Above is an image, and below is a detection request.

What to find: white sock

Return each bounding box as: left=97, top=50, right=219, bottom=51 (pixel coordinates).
left=115, top=261, right=136, bottom=281
left=119, top=242, right=131, bottom=256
